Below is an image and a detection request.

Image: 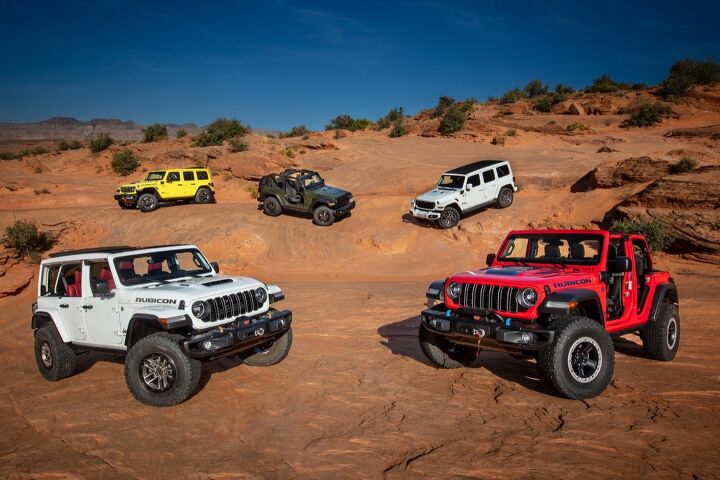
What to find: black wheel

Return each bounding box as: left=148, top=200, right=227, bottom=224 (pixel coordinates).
left=243, top=328, right=293, bottom=366
left=641, top=302, right=679, bottom=361
left=124, top=333, right=202, bottom=407
left=497, top=187, right=514, bottom=208
left=138, top=193, right=159, bottom=212
left=313, top=205, right=335, bottom=226
left=118, top=201, right=135, bottom=210
left=34, top=324, right=76, bottom=381
left=263, top=196, right=282, bottom=217
left=437, top=207, right=460, bottom=229
left=194, top=188, right=213, bottom=204
left=537, top=316, right=614, bottom=399
left=419, top=324, right=477, bottom=368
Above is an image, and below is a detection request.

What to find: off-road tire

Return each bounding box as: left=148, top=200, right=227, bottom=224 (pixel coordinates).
left=437, top=206, right=460, bottom=229
left=124, top=333, right=202, bottom=407
left=194, top=187, right=213, bottom=204
left=641, top=302, right=679, bottom=361
left=313, top=205, right=335, bottom=226
left=537, top=316, right=614, bottom=399
left=497, top=187, right=514, bottom=208
left=419, top=324, right=477, bottom=368
left=243, top=328, right=293, bottom=367
left=118, top=201, right=135, bottom=210
left=263, top=196, right=282, bottom=217
left=138, top=193, right=159, bottom=213
left=34, top=324, right=76, bottom=381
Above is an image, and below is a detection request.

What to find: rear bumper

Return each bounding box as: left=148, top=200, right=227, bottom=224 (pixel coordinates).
left=420, top=303, right=553, bottom=351
left=410, top=207, right=442, bottom=220
left=181, top=308, right=292, bottom=360
left=334, top=200, right=355, bottom=215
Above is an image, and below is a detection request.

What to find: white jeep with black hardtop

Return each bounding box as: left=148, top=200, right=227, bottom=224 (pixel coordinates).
left=410, top=160, right=518, bottom=228
left=31, top=245, right=292, bottom=406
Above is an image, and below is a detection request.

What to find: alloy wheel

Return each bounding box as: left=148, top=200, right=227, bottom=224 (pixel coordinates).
left=567, top=336, right=603, bottom=383
left=140, top=353, right=176, bottom=393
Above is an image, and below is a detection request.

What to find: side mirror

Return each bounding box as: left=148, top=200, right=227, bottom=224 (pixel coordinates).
left=486, top=253, right=496, bottom=266
left=465, top=184, right=471, bottom=191
left=211, top=261, right=220, bottom=273
left=94, top=280, right=110, bottom=296
left=610, top=256, right=631, bottom=273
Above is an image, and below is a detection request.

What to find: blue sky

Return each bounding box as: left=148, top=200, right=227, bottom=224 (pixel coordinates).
left=1, top=0, right=718, bottom=130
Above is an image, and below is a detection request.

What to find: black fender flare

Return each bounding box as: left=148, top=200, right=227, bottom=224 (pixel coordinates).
left=194, top=186, right=214, bottom=196
left=310, top=199, right=332, bottom=211
left=499, top=184, right=514, bottom=192
left=442, top=202, right=461, bottom=213
left=648, top=282, right=678, bottom=323
left=138, top=188, right=161, bottom=200
left=124, top=313, right=191, bottom=347
left=426, top=280, right=445, bottom=301
left=31, top=311, right=53, bottom=330
left=262, top=192, right=282, bottom=204
left=539, top=288, right=604, bottom=324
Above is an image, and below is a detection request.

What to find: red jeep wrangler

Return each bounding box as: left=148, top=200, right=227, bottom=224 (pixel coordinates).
left=420, top=229, right=679, bottom=399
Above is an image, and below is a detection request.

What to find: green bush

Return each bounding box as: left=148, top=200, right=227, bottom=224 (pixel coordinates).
left=523, top=79, right=549, bottom=97
left=388, top=118, right=408, bottom=138
left=142, top=123, right=168, bottom=142
left=194, top=118, right=250, bottom=147
left=433, top=97, right=456, bottom=117
left=499, top=88, right=525, bottom=104
left=438, top=105, right=465, bottom=134
left=611, top=218, right=674, bottom=251
left=567, top=122, right=588, bottom=131
left=660, top=58, right=720, bottom=97
left=57, top=140, right=83, bottom=151
left=671, top=157, right=698, bottom=174
left=284, top=145, right=297, bottom=158
left=505, top=128, right=517, bottom=137
left=111, top=149, right=138, bottom=175
left=630, top=82, right=648, bottom=91
left=280, top=125, right=311, bottom=138
left=89, top=133, right=113, bottom=153
left=176, top=129, right=187, bottom=139
left=585, top=74, right=631, bottom=93
left=555, top=83, right=575, bottom=95
left=31, top=147, right=48, bottom=155
left=621, top=102, right=673, bottom=128
left=377, top=107, right=405, bottom=129
left=325, top=114, right=371, bottom=132
left=2, top=220, right=54, bottom=261
left=228, top=137, right=249, bottom=152
left=533, top=94, right=566, bottom=112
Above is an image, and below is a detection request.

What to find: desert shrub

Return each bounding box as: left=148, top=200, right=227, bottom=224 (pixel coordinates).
left=142, top=123, right=168, bottom=142
left=567, top=122, right=588, bottom=131
left=630, top=82, right=648, bottom=91
left=621, top=102, right=673, bottom=128
left=284, top=145, right=297, bottom=158
left=432, top=96, right=456, bottom=117
left=388, top=118, right=408, bottom=138
left=555, top=83, right=575, bottom=95
left=659, top=58, right=720, bottom=97
left=89, top=133, right=113, bottom=153
left=499, top=88, right=526, bottom=104
left=2, top=220, right=54, bottom=261
left=458, top=98, right=476, bottom=113
left=533, top=94, right=566, bottom=112
left=377, top=107, right=405, bottom=129
left=34, top=188, right=51, bottom=195
left=176, top=129, right=187, bottom=139
left=523, top=79, right=549, bottom=97
left=111, top=149, right=138, bottom=175
left=671, top=157, right=698, bottom=174
left=229, top=136, right=249, bottom=152
left=31, top=147, right=49, bottom=155
left=57, top=140, right=83, bottom=151
left=325, top=114, right=371, bottom=132
left=611, top=218, right=674, bottom=251
left=438, top=105, right=465, bottom=134
left=505, top=128, right=517, bottom=137
left=333, top=129, right=342, bottom=139
left=194, top=118, right=250, bottom=147
left=280, top=125, right=311, bottom=138
left=585, top=74, right=631, bottom=93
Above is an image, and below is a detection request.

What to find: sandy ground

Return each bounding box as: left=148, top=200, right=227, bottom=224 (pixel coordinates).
left=1, top=113, right=719, bottom=478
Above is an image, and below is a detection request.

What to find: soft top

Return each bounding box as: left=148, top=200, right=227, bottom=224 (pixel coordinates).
left=48, top=244, right=191, bottom=259
left=446, top=160, right=505, bottom=175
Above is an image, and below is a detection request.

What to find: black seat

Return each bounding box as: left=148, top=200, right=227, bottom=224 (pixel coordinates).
left=570, top=243, right=585, bottom=259
left=285, top=180, right=302, bottom=203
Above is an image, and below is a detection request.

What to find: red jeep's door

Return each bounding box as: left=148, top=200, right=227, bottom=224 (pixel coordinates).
left=605, top=236, right=639, bottom=334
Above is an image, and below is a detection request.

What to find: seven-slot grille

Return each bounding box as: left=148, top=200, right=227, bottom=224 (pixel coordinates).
left=121, top=186, right=136, bottom=193
left=336, top=193, right=351, bottom=207
left=415, top=199, right=435, bottom=210
left=204, top=290, right=261, bottom=322
left=456, top=283, right=526, bottom=313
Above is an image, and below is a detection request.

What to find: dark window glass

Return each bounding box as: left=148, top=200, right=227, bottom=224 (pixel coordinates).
left=167, top=172, right=180, bottom=182
left=196, top=171, right=209, bottom=180
left=497, top=165, right=510, bottom=177
left=482, top=170, right=496, bottom=182
left=183, top=171, right=194, bottom=181
left=467, top=174, right=480, bottom=188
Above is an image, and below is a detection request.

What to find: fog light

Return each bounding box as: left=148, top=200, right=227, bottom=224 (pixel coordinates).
left=203, top=340, right=212, bottom=350
left=520, top=332, right=532, bottom=343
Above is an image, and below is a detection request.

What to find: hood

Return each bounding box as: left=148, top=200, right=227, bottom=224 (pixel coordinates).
left=118, top=180, right=150, bottom=189
left=416, top=188, right=459, bottom=203
left=311, top=185, right=350, bottom=198
left=123, top=275, right=264, bottom=301
left=451, top=266, right=596, bottom=289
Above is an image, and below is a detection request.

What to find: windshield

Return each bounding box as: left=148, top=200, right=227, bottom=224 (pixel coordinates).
left=113, top=248, right=212, bottom=286
left=499, top=234, right=604, bottom=265
left=437, top=174, right=465, bottom=190
left=302, top=173, right=325, bottom=189
left=145, top=171, right=165, bottom=181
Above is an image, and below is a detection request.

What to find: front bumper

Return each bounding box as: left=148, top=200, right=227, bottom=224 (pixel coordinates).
left=410, top=207, right=442, bottom=221
left=114, top=193, right=138, bottom=203
left=181, top=308, right=292, bottom=360
left=333, top=200, right=355, bottom=216
left=420, top=303, right=554, bottom=351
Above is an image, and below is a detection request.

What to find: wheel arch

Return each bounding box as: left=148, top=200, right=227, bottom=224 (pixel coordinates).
left=310, top=199, right=331, bottom=211
left=540, top=288, right=604, bottom=325
left=648, top=282, right=679, bottom=323
left=138, top=187, right=161, bottom=198
left=125, top=313, right=191, bottom=348
left=32, top=310, right=73, bottom=342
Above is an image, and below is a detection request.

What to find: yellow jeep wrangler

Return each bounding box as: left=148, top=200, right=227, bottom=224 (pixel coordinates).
left=114, top=168, right=215, bottom=212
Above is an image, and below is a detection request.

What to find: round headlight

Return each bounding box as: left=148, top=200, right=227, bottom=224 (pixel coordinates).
left=255, top=287, right=267, bottom=304
left=447, top=282, right=461, bottom=300
left=191, top=300, right=209, bottom=318
left=516, top=288, right=538, bottom=308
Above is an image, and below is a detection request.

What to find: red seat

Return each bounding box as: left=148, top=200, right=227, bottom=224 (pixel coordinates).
left=69, top=270, right=82, bottom=297
left=99, top=267, right=116, bottom=290
left=148, top=262, right=163, bottom=274
left=118, top=260, right=138, bottom=280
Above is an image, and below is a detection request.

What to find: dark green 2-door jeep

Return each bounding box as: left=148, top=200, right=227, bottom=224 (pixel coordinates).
left=258, top=169, right=355, bottom=226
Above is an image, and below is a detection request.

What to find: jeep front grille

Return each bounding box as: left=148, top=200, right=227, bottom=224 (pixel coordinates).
left=336, top=193, right=351, bottom=206
left=121, top=186, right=136, bottom=193
left=415, top=200, right=435, bottom=210
left=457, top=283, right=525, bottom=313
left=205, top=291, right=260, bottom=322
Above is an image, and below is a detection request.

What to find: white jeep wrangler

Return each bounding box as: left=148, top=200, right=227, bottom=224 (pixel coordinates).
left=410, top=160, right=518, bottom=228
left=31, top=244, right=292, bottom=407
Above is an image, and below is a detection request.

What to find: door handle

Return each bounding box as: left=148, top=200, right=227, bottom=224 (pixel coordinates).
left=60, top=303, right=69, bottom=308
left=81, top=305, right=94, bottom=310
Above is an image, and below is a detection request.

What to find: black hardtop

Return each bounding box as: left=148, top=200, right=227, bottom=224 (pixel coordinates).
left=446, top=160, right=505, bottom=175
left=48, top=244, right=189, bottom=258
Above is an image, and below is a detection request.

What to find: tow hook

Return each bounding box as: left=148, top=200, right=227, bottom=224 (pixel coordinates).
left=472, top=328, right=486, bottom=338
